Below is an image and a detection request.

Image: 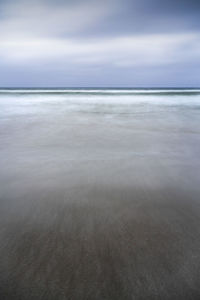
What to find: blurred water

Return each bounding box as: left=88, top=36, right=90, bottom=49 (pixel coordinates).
left=1, top=88, right=200, bottom=192
left=1, top=89, right=200, bottom=299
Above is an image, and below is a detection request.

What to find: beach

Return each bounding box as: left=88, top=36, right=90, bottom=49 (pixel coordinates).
left=0, top=89, right=200, bottom=299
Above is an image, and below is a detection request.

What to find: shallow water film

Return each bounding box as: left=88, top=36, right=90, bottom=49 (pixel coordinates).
left=1, top=88, right=200, bottom=300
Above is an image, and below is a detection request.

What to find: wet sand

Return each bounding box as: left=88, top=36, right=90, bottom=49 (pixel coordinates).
left=1, top=160, right=200, bottom=300
left=1, top=185, right=200, bottom=299
left=1, top=89, right=200, bottom=299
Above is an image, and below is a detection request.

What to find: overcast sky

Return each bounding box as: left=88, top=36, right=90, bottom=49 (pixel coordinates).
left=0, top=0, right=200, bottom=87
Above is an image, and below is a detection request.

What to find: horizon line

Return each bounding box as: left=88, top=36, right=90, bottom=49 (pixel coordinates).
left=0, top=87, right=200, bottom=89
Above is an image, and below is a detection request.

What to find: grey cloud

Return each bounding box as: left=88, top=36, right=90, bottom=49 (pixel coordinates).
left=0, top=0, right=200, bottom=86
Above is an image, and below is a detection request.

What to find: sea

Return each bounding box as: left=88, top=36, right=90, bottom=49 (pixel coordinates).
left=0, top=88, right=200, bottom=299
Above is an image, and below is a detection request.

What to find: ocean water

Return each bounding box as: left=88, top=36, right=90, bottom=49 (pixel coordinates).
left=1, top=88, right=200, bottom=299
left=1, top=88, right=200, bottom=177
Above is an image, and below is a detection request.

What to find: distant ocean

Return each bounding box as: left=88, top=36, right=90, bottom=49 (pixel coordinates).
left=1, top=87, right=200, bottom=184
left=1, top=88, right=200, bottom=299
left=1, top=87, right=200, bottom=115
left=1, top=87, right=200, bottom=170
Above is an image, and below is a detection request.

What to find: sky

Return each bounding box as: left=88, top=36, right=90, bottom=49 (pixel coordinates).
left=0, top=0, right=200, bottom=87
